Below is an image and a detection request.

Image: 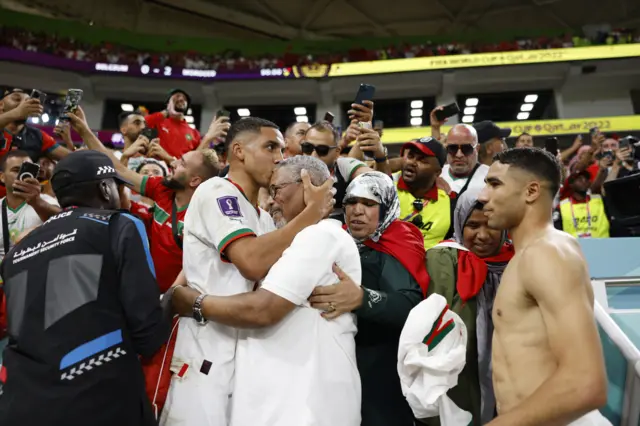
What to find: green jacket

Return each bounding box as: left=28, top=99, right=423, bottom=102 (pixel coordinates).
left=355, top=246, right=423, bottom=426
left=420, top=246, right=482, bottom=426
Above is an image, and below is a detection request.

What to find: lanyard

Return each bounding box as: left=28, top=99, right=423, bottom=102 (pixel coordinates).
left=569, top=198, right=591, bottom=231
left=401, top=199, right=430, bottom=222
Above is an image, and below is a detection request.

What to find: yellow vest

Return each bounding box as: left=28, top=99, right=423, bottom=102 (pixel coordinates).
left=396, top=184, right=451, bottom=250
left=559, top=195, right=610, bottom=238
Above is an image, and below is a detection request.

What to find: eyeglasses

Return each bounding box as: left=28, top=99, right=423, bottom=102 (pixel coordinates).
left=301, top=142, right=338, bottom=157
left=268, top=180, right=301, bottom=199
left=446, top=144, right=475, bottom=156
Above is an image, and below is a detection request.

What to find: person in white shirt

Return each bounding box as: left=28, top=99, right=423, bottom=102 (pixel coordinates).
left=440, top=124, right=489, bottom=197
left=160, top=118, right=334, bottom=426
left=172, top=155, right=362, bottom=426
left=0, top=150, right=60, bottom=260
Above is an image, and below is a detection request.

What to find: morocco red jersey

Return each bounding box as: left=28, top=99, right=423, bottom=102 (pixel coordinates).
left=145, top=112, right=201, bottom=159
left=140, top=176, right=186, bottom=293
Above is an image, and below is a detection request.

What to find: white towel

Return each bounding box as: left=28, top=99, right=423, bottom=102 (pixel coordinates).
left=397, top=294, right=472, bottom=426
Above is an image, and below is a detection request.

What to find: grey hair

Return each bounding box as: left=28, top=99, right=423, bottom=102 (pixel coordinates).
left=274, top=155, right=331, bottom=186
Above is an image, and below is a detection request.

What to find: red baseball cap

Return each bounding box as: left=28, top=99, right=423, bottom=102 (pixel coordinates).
left=401, top=137, right=447, bottom=167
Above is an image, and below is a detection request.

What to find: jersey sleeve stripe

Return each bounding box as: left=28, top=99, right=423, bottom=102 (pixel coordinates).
left=348, top=164, right=365, bottom=182
left=140, top=175, right=149, bottom=197
left=218, top=228, right=256, bottom=258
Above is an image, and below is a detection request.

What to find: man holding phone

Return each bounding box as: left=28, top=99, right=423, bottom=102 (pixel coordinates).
left=0, top=150, right=61, bottom=262
left=0, top=89, right=71, bottom=165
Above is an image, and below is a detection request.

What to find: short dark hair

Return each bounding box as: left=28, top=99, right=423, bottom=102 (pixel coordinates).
left=516, top=132, right=531, bottom=141
left=305, top=122, right=339, bottom=144
left=1, top=150, right=31, bottom=171
left=224, top=117, right=279, bottom=150
left=493, top=147, right=562, bottom=198
left=135, top=159, right=168, bottom=177
left=118, top=110, right=144, bottom=127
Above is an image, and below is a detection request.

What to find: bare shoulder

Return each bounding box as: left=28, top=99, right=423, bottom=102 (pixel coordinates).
left=519, top=229, right=590, bottom=297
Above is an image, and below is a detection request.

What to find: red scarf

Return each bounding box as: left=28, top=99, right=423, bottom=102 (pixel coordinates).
left=346, top=220, right=429, bottom=296
left=424, top=241, right=514, bottom=301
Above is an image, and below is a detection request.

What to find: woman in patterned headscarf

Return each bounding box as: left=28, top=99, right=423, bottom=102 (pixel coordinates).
left=421, top=186, right=514, bottom=426
left=313, top=171, right=427, bottom=426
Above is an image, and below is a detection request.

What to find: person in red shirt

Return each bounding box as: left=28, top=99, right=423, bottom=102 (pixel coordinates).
left=0, top=89, right=71, bottom=162
left=144, top=89, right=203, bottom=159
left=0, top=89, right=72, bottom=198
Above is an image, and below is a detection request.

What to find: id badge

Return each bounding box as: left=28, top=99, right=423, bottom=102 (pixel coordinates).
left=577, top=232, right=592, bottom=238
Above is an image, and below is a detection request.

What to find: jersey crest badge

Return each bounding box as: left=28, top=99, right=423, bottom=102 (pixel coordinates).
left=217, top=196, right=242, bottom=217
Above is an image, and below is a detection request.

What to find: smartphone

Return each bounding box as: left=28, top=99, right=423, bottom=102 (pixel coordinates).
left=18, top=162, right=40, bottom=182
left=358, top=122, right=375, bottom=161
left=217, top=109, right=230, bottom=118
left=29, top=89, right=46, bottom=102
left=354, top=84, right=376, bottom=105
left=544, top=137, right=558, bottom=154
left=60, top=89, right=83, bottom=120
left=435, top=102, right=460, bottom=122
left=324, top=112, right=335, bottom=123
left=140, top=128, right=158, bottom=140
left=619, top=137, right=631, bottom=150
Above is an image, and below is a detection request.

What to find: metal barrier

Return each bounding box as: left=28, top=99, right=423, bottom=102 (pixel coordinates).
left=594, top=295, right=640, bottom=426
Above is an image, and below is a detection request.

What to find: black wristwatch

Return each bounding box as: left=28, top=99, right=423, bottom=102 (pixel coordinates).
left=193, top=294, right=208, bottom=325
left=375, top=147, right=388, bottom=163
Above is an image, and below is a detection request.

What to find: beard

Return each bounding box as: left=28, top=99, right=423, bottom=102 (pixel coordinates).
left=162, top=177, right=186, bottom=190
left=174, top=103, right=187, bottom=114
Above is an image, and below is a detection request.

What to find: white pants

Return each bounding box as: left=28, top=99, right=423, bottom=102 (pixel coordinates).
left=568, top=410, right=612, bottom=426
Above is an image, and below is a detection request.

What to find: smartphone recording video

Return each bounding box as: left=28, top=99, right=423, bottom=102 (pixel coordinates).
left=324, top=112, right=335, bottom=123
left=60, top=89, right=83, bottom=121
left=354, top=84, right=376, bottom=105
left=435, top=103, right=460, bottom=122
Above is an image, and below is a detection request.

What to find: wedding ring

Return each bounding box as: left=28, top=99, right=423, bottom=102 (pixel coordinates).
left=328, top=302, right=336, bottom=313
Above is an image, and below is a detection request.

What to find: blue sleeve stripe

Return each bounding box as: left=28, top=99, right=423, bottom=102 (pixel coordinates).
left=60, top=329, right=122, bottom=369
left=79, top=216, right=109, bottom=225
left=122, top=213, right=156, bottom=278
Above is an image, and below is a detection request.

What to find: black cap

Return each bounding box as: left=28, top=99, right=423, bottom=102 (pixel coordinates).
left=474, top=121, right=512, bottom=144
left=400, top=137, right=447, bottom=168
left=165, top=88, right=191, bottom=110
left=51, top=151, right=131, bottom=193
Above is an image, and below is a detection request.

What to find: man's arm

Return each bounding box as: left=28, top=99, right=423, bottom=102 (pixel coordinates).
left=176, top=223, right=341, bottom=327
left=12, top=178, right=61, bottom=221
left=67, top=110, right=145, bottom=193
left=174, top=286, right=295, bottom=328
left=488, top=238, right=607, bottom=426
left=224, top=173, right=334, bottom=282
left=112, top=213, right=170, bottom=358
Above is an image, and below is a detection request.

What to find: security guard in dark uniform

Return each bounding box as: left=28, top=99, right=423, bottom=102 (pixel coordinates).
left=0, top=150, right=171, bottom=426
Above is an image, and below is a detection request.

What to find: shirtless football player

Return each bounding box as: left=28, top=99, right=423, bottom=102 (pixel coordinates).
left=478, top=147, right=610, bottom=426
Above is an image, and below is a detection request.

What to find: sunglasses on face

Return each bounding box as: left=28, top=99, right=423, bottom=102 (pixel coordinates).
left=301, top=142, right=338, bottom=157
left=447, top=144, right=475, bottom=156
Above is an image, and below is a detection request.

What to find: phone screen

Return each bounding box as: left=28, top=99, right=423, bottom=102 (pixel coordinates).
left=217, top=109, right=230, bottom=118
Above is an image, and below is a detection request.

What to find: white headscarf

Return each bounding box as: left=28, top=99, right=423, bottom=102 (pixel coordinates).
left=343, top=171, right=400, bottom=244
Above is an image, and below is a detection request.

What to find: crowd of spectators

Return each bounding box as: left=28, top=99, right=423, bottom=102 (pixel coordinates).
left=0, top=75, right=634, bottom=425
left=1, top=25, right=637, bottom=71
